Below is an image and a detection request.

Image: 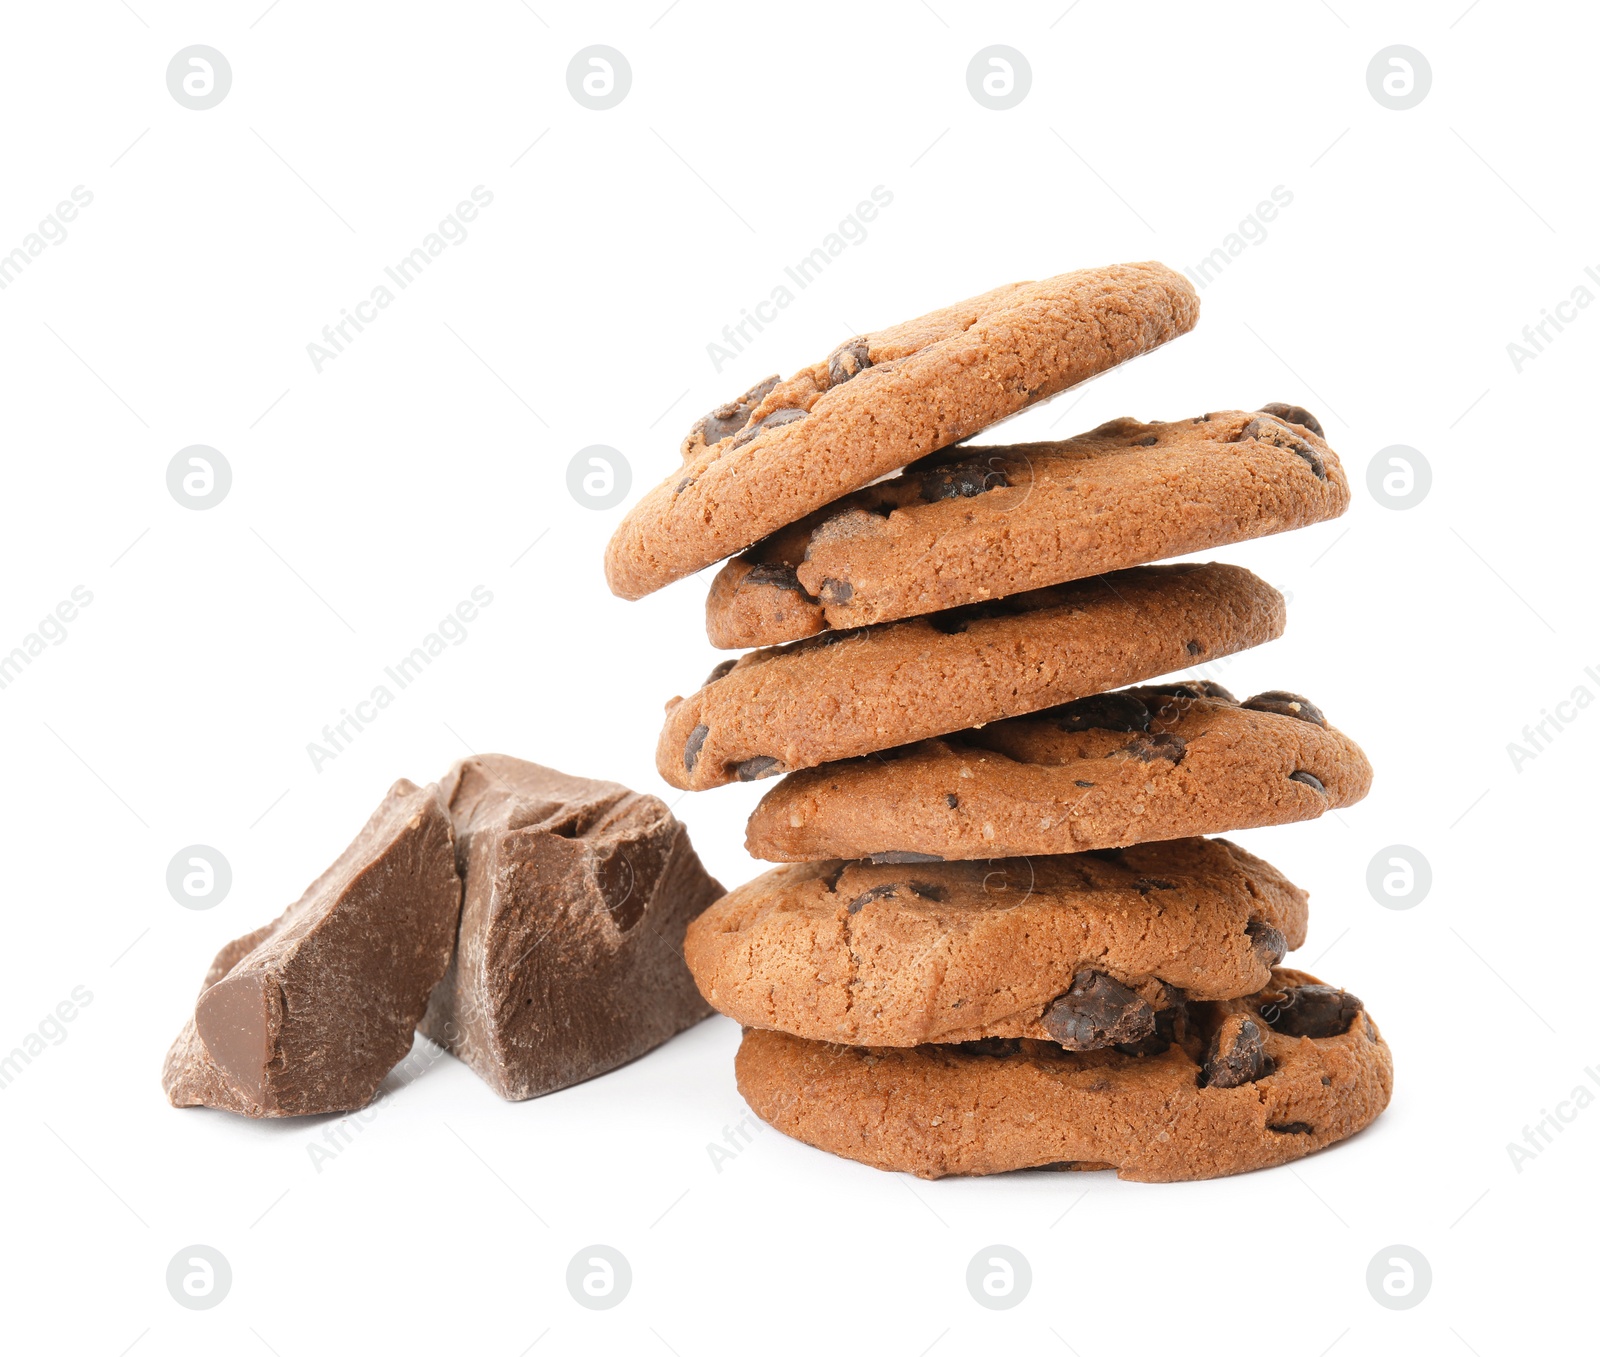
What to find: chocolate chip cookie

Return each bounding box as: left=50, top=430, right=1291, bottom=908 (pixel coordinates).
left=735, top=967, right=1391, bottom=1180
left=685, top=836, right=1306, bottom=1046
left=705, top=406, right=1344, bottom=647
left=658, top=562, right=1284, bottom=791
left=745, top=682, right=1369, bottom=862
left=606, top=263, right=1200, bottom=601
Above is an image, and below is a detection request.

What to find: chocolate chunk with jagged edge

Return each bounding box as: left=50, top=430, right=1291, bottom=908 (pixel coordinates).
left=819, top=577, right=853, bottom=604
left=1289, top=770, right=1326, bottom=793
left=918, top=458, right=1010, bottom=501
left=1257, top=402, right=1325, bottom=438
left=732, top=405, right=808, bottom=448
left=1047, top=692, right=1152, bottom=733
left=1186, top=640, right=1203, bottom=655
left=736, top=756, right=781, bottom=781
left=691, top=375, right=780, bottom=447
left=162, top=779, right=462, bottom=1118
left=1200, top=1015, right=1273, bottom=1088
left=704, top=658, right=738, bottom=685
left=1239, top=415, right=1327, bottom=480
left=1116, top=732, right=1187, bottom=764
left=868, top=850, right=945, bottom=864
left=1246, top=918, right=1288, bottom=968
left=1268, top=1121, right=1315, bottom=1135
left=1243, top=690, right=1328, bottom=727
left=417, top=756, right=721, bottom=1100
left=827, top=337, right=872, bottom=386
left=1261, top=984, right=1363, bottom=1039
left=848, top=883, right=901, bottom=914
left=1040, top=971, right=1156, bottom=1050
left=1116, top=1001, right=1184, bottom=1057
left=744, top=562, right=811, bottom=595
left=944, top=793, right=959, bottom=808
left=684, top=724, right=709, bottom=773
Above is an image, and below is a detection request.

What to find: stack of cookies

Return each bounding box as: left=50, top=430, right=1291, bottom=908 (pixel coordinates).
left=605, top=263, right=1393, bottom=1181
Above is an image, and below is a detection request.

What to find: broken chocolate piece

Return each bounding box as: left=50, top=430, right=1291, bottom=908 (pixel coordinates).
left=1245, top=919, right=1288, bottom=968
left=1261, top=984, right=1363, bottom=1039
left=1256, top=402, right=1325, bottom=438
left=735, top=756, right=781, bottom=781
left=868, top=850, right=945, bottom=864
left=1200, top=1015, right=1273, bottom=1088
left=732, top=405, right=807, bottom=448
left=847, top=883, right=900, bottom=914
left=1267, top=1121, right=1315, bottom=1135
left=690, top=375, right=780, bottom=448
left=1047, top=692, right=1151, bottom=733
left=1239, top=415, right=1327, bottom=480
left=419, top=756, right=722, bottom=1101
left=1139, top=680, right=1238, bottom=704
left=827, top=337, right=872, bottom=386
left=918, top=459, right=1010, bottom=501
left=1116, top=732, right=1187, bottom=764
left=684, top=723, right=710, bottom=774
left=1243, top=690, right=1328, bottom=727
left=1115, top=1001, right=1184, bottom=1057
left=162, top=779, right=462, bottom=1118
left=1041, top=971, right=1156, bottom=1050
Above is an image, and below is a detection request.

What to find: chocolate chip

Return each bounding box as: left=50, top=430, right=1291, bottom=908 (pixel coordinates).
left=735, top=756, right=781, bottom=781
left=1186, top=640, right=1203, bottom=656
left=1261, top=984, right=1363, bottom=1038
left=1115, top=733, right=1187, bottom=765
left=1047, top=692, right=1152, bottom=734
left=1041, top=971, right=1156, bottom=1049
left=1289, top=770, right=1326, bottom=793
left=847, top=883, right=900, bottom=914
left=944, top=793, right=959, bottom=808
left=675, top=476, right=694, bottom=494
left=1243, top=690, right=1328, bottom=727
left=1239, top=415, right=1327, bottom=480
left=1116, top=1002, right=1183, bottom=1057
left=732, top=406, right=808, bottom=448
left=1074, top=780, right=1094, bottom=788
left=1133, top=434, right=1159, bottom=447
left=819, top=577, right=853, bottom=604
left=684, top=724, right=709, bottom=774
left=744, top=562, right=809, bottom=595
left=1267, top=1121, right=1315, bottom=1135
left=918, top=459, right=1010, bottom=502
left=1246, top=918, right=1287, bottom=968
left=827, top=337, right=872, bottom=387
left=1138, top=680, right=1237, bottom=704
left=703, top=659, right=738, bottom=686
left=692, top=375, right=780, bottom=446
left=868, top=850, right=945, bottom=864
left=958, top=1037, right=1021, bottom=1058
left=1200, top=1016, right=1273, bottom=1088
left=1257, top=402, right=1324, bottom=438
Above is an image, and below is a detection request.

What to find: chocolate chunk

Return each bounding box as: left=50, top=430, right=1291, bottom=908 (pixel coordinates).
left=732, top=405, right=808, bottom=448
left=908, top=880, right=949, bottom=902
left=691, top=375, right=780, bottom=447
left=1245, top=919, right=1288, bottom=968
left=1257, top=402, right=1325, bottom=438
left=1261, top=984, right=1363, bottom=1039
left=1138, top=680, right=1238, bottom=704
left=1133, top=434, right=1158, bottom=447
left=944, top=793, right=959, bottom=808
left=735, top=756, right=781, bottom=781
left=1074, top=779, right=1094, bottom=788
left=1239, top=415, right=1327, bottom=480
left=1131, top=877, right=1177, bottom=894
left=418, top=756, right=721, bottom=1100
left=1200, top=1015, right=1273, bottom=1088
left=918, top=459, right=1010, bottom=501
left=827, top=337, right=872, bottom=387
left=1041, top=971, right=1156, bottom=1050
left=1186, top=640, right=1203, bottom=655
left=684, top=723, right=709, bottom=773
left=819, top=577, right=853, bottom=604
left=1116, top=1001, right=1183, bottom=1057
left=1030, top=1161, right=1117, bottom=1172
left=1289, top=770, right=1326, bottom=793
left=848, top=883, right=901, bottom=914
left=958, top=1037, right=1021, bottom=1058
left=868, top=850, right=945, bottom=864
left=163, top=780, right=462, bottom=1118
left=704, top=658, right=738, bottom=685
left=1116, top=733, right=1187, bottom=764
left=1047, top=692, right=1152, bottom=733
left=1267, top=1121, right=1315, bottom=1135
left=744, top=562, right=810, bottom=595
left=1243, top=690, right=1328, bottom=727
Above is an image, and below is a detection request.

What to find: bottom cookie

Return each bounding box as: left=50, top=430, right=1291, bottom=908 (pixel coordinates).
left=734, top=968, right=1391, bottom=1182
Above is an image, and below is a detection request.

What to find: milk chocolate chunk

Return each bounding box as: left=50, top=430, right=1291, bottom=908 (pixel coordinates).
left=162, top=779, right=462, bottom=1118
left=418, top=755, right=721, bottom=1101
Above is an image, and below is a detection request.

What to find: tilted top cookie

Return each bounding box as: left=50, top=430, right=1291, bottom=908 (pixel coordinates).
left=735, top=967, right=1392, bottom=1181
left=705, top=404, right=1342, bottom=648
left=657, top=562, right=1284, bottom=791
left=745, top=681, right=1371, bottom=862
left=605, top=262, right=1199, bottom=600
left=685, top=836, right=1308, bottom=1046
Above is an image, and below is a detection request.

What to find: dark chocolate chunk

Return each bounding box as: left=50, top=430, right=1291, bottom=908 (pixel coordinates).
left=692, top=375, right=780, bottom=446
left=868, top=850, right=945, bottom=864
left=1041, top=971, right=1156, bottom=1050
left=735, top=756, right=781, bottom=781
left=1116, top=1001, right=1183, bottom=1057
left=1289, top=770, right=1326, bottom=793
left=684, top=724, right=709, bottom=773
left=1261, top=984, right=1363, bottom=1039
left=827, top=337, right=872, bottom=387
left=1047, top=692, right=1152, bottom=733
left=1074, top=779, right=1095, bottom=788
left=744, top=562, right=810, bottom=595
left=819, top=577, right=853, bottom=604
left=733, top=405, right=808, bottom=448
left=418, top=756, right=720, bottom=1101
left=163, top=779, right=462, bottom=1118
left=1243, top=690, right=1328, bottom=727
left=944, top=793, right=959, bottom=808
left=1267, top=1121, right=1315, bottom=1135
left=1186, top=640, right=1203, bottom=655
left=703, top=658, right=738, bottom=686
left=1239, top=415, right=1327, bottom=480
left=1138, top=680, right=1238, bottom=704
left=1256, top=402, right=1324, bottom=438
left=848, top=883, right=900, bottom=914
left=1116, top=732, right=1187, bottom=764
left=918, top=459, right=1010, bottom=502
left=1133, top=434, right=1159, bottom=446
left=1200, top=1015, right=1273, bottom=1089
left=1245, top=918, right=1288, bottom=968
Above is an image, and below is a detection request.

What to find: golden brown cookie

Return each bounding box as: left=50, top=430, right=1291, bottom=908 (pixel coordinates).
left=605, top=263, right=1199, bottom=600
left=705, top=405, right=1344, bottom=648
left=734, top=968, right=1392, bottom=1180
left=745, top=681, right=1370, bottom=862
left=658, top=562, right=1284, bottom=791
left=685, top=837, right=1306, bottom=1045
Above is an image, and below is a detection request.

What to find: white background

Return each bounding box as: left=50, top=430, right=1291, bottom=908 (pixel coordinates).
left=3, top=2, right=1596, bottom=1353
